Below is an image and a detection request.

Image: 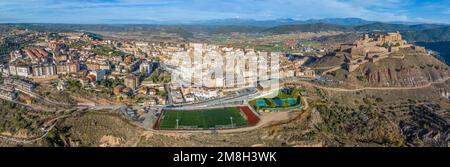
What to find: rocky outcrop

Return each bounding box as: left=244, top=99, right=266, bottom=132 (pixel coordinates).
left=348, top=48, right=450, bottom=87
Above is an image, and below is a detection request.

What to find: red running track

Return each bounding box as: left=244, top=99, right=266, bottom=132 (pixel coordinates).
left=239, top=106, right=260, bottom=126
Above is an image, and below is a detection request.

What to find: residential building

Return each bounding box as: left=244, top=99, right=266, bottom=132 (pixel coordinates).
left=10, top=65, right=32, bottom=77
left=32, top=64, right=56, bottom=77
left=124, top=74, right=139, bottom=90
left=89, top=69, right=107, bottom=82
left=56, top=62, right=80, bottom=75
left=0, top=89, right=16, bottom=100
left=14, top=79, right=35, bottom=92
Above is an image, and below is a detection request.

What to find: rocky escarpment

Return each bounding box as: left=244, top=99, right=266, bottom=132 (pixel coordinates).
left=348, top=48, right=450, bottom=87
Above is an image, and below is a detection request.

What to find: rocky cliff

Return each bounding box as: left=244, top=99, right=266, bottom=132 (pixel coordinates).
left=346, top=48, right=450, bottom=87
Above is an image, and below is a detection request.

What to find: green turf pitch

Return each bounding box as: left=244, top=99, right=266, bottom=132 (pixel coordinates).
left=158, top=107, right=248, bottom=129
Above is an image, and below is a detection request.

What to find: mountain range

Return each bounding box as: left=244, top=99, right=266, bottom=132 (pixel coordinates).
left=192, top=18, right=374, bottom=27
left=2, top=18, right=450, bottom=42
left=189, top=18, right=449, bottom=27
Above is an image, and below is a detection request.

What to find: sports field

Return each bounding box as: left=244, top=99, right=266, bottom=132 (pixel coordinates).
left=157, top=107, right=248, bottom=129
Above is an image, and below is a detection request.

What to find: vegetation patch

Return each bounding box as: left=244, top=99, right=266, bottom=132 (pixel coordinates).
left=249, top=88, right=302, bottom=111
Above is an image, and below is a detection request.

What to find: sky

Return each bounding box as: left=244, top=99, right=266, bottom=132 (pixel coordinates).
left=0, top=0, right=449, bottom=24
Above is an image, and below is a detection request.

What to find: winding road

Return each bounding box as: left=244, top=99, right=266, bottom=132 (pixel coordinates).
left=282, top=76, right=450, bottom=92
left=0, top=113, right=74, bottom=144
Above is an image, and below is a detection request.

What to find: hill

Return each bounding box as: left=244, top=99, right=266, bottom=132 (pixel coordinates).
left=203, top=25, right=265, bottom=34
left=191, top=18, right=372, bottom=27
left=303, top=18, right=374, bottom=26
left=409, top=24, right=448, bottom=31
left=402, top=26, right=450, bottom=42
left=354, top=22, right=412, bottom=32
left=416, top=41, right=450, bottom=64
left=4, top=21, right=450, bottom=42
left=263, top=23, right=353, bottom=34
left=323, top=48, right=450, bottom=88
left=192, top=18, right=301, bottom=27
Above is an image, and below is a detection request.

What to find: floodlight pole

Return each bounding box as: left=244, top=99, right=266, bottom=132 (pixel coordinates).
left=176, top=119, right=179, bottom=129
left=230, top=117, right=233, bottom=128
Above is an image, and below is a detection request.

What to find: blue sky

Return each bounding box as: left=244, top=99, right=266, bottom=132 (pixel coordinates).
left=0, top=0, right=449, bottom=24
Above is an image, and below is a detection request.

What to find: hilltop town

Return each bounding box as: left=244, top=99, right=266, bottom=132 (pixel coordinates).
left=341, top=32, right=426, bottom=71
left=0, top=30, right=321, bottom=107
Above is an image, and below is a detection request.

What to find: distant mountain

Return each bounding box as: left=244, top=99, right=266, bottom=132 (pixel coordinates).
left=195, top=18, right=449, bottom=27
left=4, top=19, right=450, bottom=42
left=6, top=23, right=161, bottom=32
left=192, top=18, right=304, bottom=27
left=303, top=18, right=374, bottom=26
left=354, top=22, right=412, bottom=31
left=263, top=23, right=353, bottom=34
left=386, top=21, right=429, bottom=25
left=409, top=24, right=449, bottom=31
left=192, top=18, right=374, bottom=27
left=402, top=26, right=450, bottom=42
left=206, top=25, right=265, bottom=34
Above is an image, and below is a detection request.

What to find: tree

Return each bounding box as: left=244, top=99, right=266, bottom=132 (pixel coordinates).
left=356, top=75, right=366, bottom=81
left=375, top=97, right=383, bottom=103
left=100, top=79, right=112, bottom=88
left=67, top=79, right=81, bottom=91
left=266, top=99, right=276, bottom=108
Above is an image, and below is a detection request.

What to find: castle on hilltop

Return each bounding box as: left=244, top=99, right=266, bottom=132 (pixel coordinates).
left=340, top=32, right=426, bottom=72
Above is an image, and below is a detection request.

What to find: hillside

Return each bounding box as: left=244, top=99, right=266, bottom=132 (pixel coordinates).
left=263, top=23, right=353, bottom=34
left=204, top=25, right=265, bottom=34
left=416, top=41, right=450, bottom=64
left=326, top=48, right=450, bottom=87
left=4, top=21, right=450, bottom=42
left=303, top=18, right=373, bottom=26
left=409, top=24, right=448, bottom=31
left=402, top=26, right=450, bottom=42
left=354, top=22, right=412, bottom=32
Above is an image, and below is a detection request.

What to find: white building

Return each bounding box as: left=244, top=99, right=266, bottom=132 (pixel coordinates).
left=139, top=61, right=152, bottom=76
left=0, top=65, right=9, bottom=76
left=10, top=66, right=32, bottom=77
left=184, top=93, right=195, bottom=103
left=193, top=88, right=218, bottom=99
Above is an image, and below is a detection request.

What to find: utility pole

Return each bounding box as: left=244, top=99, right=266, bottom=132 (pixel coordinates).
left=230, top=116, right=233, bottom=128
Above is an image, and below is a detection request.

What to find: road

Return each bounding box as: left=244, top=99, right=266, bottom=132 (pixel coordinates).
left=282, top=76, right=450, bottom=92
left=0, top=96, right=58, bottom=112
left=167, top=88, right=261, bottom=109
left=17, top=89, right=72, bottom=106
left=164, top=83, right=173, bottom=105
left=0, top=112, right=75, bottom=144
left=77, top=105, right=125, bottom=111
left=4, top=75, right=449, bottom=113
left=0, top=103, right=126, bottom=144
left=318, top=65, right=342, bottom=76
